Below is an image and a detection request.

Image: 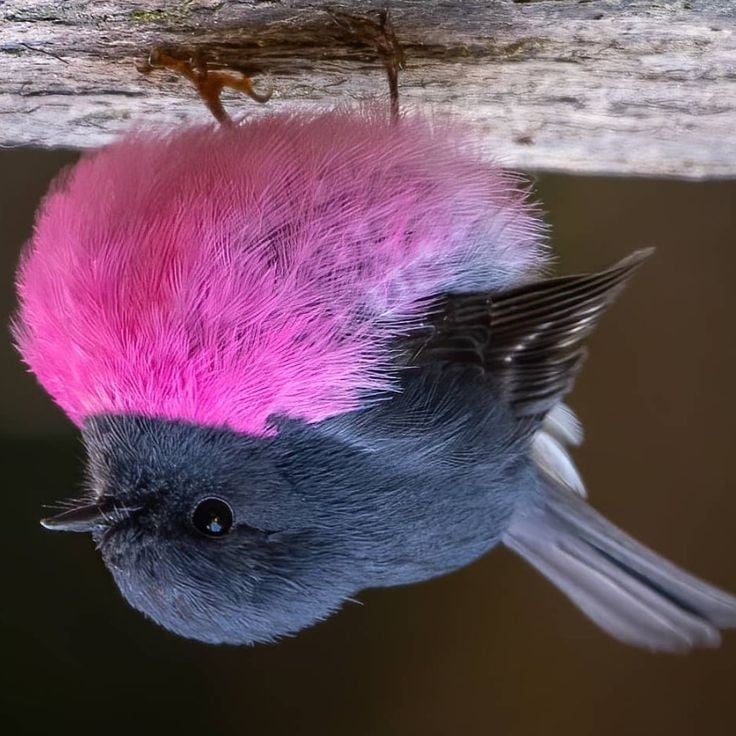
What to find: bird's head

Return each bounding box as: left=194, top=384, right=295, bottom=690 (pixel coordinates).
left=42, top=414, right=360, bottom=645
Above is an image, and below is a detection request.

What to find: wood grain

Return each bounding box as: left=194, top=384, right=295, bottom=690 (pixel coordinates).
left=1, top=0, right=735, bottom=178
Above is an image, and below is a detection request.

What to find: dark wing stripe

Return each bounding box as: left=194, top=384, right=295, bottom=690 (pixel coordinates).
left=409, top=248, right=653, bottom=418
left=493, top=267, right=646, bottom=328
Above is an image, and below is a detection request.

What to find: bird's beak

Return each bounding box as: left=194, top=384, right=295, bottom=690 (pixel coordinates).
left=40, top=502, right=112, bottom=533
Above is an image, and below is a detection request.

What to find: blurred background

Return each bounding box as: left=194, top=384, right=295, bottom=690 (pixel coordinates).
left=1, top=148, right=735, bottom=735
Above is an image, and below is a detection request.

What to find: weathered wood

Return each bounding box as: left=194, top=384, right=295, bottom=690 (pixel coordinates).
left=1, top=0, right=735, bottom=179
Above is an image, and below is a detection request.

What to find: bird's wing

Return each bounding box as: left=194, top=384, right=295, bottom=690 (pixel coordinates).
left=406, top=249, right=653, bottom=495
left=408, top=248, right=651, bottom=416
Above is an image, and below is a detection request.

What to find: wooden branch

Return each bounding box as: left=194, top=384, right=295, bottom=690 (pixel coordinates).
left=2, top=0, right=735, bottom=179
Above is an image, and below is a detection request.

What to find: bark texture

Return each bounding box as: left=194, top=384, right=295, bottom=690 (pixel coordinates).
left=1, top=0, right=735, bottom=178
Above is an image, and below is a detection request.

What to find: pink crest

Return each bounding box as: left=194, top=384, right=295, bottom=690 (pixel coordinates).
left=14, top=109, right=546, bottom=435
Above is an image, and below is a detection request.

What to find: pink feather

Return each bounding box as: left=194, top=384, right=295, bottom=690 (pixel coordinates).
left=14, top=109, right=547, bottom=436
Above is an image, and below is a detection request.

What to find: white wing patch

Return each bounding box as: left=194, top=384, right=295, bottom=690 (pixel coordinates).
left=532, top=404, right=586, bottom=497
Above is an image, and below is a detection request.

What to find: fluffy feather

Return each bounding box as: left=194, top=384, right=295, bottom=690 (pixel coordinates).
left=14, top=109, right=546, bottom=435
left=532, top=404, right=586, bottom=497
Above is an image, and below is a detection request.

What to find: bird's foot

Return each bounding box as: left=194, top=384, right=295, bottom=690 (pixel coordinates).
left=139, top=48, right=272, bottom=126
left=326, top=8, right=406, bottom=122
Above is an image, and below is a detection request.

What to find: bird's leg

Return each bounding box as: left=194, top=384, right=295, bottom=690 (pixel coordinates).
left=374, top=9, right=405, bottom=123
left=139, top=48, right=272, bottom=126
left=326, top=8, right=406, bottom=122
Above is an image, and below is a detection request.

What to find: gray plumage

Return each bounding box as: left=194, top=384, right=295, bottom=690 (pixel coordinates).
left=43, top=249, right=736, bottom=650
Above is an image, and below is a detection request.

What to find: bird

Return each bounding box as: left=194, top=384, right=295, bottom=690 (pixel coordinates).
left=14, top=25, right=736, bottom=650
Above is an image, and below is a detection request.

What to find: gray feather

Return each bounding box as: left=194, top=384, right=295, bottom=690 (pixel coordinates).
left=543, top=404, right=583, bottom=447
left=409, top=249, right=654, bottom=419
left=532, top=430, right=586, bottom=497
left=504, top=484, right=736, bottom=651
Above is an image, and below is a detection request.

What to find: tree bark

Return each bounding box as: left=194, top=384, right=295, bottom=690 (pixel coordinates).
left=2, top=0, right=735, bottom=179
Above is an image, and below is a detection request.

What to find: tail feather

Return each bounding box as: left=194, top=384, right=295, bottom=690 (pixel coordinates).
left=504, top=485, right=736, bottom=652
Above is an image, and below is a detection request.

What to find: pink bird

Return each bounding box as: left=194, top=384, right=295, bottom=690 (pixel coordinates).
left=16, top=34, right=736, bottom=649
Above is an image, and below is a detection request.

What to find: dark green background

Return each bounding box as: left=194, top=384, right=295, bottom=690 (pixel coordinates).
left=2, top=148, right=735, bottom=735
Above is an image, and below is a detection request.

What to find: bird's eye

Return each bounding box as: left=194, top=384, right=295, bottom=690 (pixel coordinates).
left=191, top=497, right=234, bottom=538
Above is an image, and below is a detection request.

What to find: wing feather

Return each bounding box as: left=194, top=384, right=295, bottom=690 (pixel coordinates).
left=409, top=249, right=653, bottom=418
